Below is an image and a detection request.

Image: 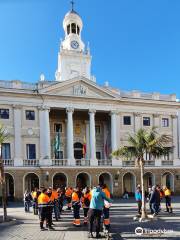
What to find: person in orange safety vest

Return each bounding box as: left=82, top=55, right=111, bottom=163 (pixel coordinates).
left=82, top=187, right=91, bottom=224
left=65, top=187, right=73, bottom=210
left=72, top=187, right=82, bottom=226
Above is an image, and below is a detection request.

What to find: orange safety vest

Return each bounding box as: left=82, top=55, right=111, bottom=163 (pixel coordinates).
left=102, top=188, right=110, bottom=198
left=52, top=190, right=58, bottom=200
left=82, top=193, right=91, bottom=208
left=32, top=191, right=37, bottom=199
left=72, top=192, right=80, bottom=202
left=65, top=188, right=73, bottom=197
left=38, top=193, right=50, bottom=207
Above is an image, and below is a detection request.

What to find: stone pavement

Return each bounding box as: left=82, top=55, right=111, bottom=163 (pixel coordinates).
left=0, top=198, right=180, bottom=240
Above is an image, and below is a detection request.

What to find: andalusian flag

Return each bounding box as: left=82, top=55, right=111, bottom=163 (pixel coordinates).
left=82, top=136, right=86, bottom=158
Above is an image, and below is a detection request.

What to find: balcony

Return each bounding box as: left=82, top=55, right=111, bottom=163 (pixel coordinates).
left=52, top=159, right=68, bottom=166
left=122, top=160, right=135, bottom=167
left=144, top=160, right=155, bottom=167
left=76, top=159, right=90, bottom=166
left=162, top=160, right=173, bottom=166
left=23, top=159, right=39, bottom=166
left=3, top=159, right=14, bottom=166
left=98, top=159, right=112, bottom=166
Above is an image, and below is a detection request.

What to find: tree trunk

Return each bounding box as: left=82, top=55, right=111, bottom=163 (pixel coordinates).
left=140, top=158, right=147, bottom=219
left=0, top=144, right=7, bottom=222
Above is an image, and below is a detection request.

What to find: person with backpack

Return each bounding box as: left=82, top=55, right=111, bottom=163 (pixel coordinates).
left=82, top=187, right=91, bottom=225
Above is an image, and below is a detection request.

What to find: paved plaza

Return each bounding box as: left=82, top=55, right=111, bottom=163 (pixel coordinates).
left=0, top=198, right=180, bottom=240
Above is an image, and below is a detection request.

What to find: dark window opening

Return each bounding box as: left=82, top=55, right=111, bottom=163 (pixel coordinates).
left=54, top=123, right=62, bottom=133
left=0, top=109, right=9, bottom=119
left=143, top=117, right=150, bottom=126
left=77, top=25, right=80, bottom=35
left=123, top=116, right=131, bottom=125
left=96, top=152, right=101, bottom=160
left=162, top=118, right=169, bottom=127
left=26, top=144, right=36, bottom=160
left=71, top=23, right=76, bottom=34
left=55, top=151, right=63, bottom=159
left=26, top=110, right=35, bottom=120
left=2, top=143, right=11, bottom=159
left=67, top=24, right=70, bottom=35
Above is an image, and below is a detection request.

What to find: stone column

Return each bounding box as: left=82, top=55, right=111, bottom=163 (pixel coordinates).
left=85, top=121, right=90, bottom=159
left=39, top=106, right=51, bottom=166
left=89, top=109, right=97, bottom=166
left=134, top=112, right=141, bottom=132
left=13, top=105, right=22, bottom=166
left=103, top=122, right=108, bottom=160
left=111, top=111, right=121, bottom=166
left=66, top=107, right=75, bottom=165
left=172, top=114, right=179, bottom=165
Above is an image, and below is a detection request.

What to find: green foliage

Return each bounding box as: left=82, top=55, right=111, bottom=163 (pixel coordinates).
left=0, top=124, right=9, bottom=145
left=112, top=127, right=172, bottom=163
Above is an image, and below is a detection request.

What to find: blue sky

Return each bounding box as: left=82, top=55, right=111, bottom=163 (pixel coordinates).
left=0, top=0, right=180, bottom=98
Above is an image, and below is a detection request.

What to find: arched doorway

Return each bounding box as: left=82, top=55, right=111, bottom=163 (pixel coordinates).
left=24, top=173, right=39, bottom=192
left=99, top=172, right=113, bottom=193
left=162, top=172, right=174, bottom=191
left=5, top=173, right=14, bottom=201
left=76, top=172, right=90, bottom=189
left=123, top=172, right=136, bottom=195
left=53, top=173, right=67, bottom=189
left=74, top=142, right=83, bottom=159
left=144, top=172, right=155, bottom=191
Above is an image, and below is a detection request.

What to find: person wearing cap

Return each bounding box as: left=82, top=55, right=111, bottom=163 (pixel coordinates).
left=88, top=185, right=112, bottom=239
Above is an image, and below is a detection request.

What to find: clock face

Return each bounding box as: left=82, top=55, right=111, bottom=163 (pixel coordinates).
left=71, top=40, right=79, bottom=49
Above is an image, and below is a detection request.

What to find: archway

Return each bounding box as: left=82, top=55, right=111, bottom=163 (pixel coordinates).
left=74, top=142, right=83, bottom=159
left=76, top=172, right=90, bottom=189
left=24, top=173, right=39, bottom=192
left=5, top=173, right=14, bottom=201
left=143, top=172, right=155, bottom=191
left=123, top=172, right=136, bottom=195
left=162, top=172, right=174, bottom=191
left=99, top=172, right=113, bottom=193
left=53, top=173, right=67, bottom=189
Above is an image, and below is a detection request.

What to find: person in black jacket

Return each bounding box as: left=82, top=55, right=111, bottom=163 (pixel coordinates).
left=149, top=185, right=160, bottom=216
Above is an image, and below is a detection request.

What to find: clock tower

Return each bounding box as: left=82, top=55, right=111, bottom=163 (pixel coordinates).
left=55, top=2, right=93, bottom=82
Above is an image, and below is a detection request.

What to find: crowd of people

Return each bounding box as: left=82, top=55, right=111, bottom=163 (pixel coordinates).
left=135, top=184, right=173, bottom=216
left=23, top=184, right=112, bottom=239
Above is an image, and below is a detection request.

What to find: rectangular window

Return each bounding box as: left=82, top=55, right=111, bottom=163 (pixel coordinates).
left=96, top=152, right=101, bottom=160
left=0, top=109, right=9, bottom=119
left=26, top=110, right=35, bottom=120
left=26, top=144, right=36, bottom=159
left=2, top=143, right=11, bottom=159
left=143, top=117, right=150, bottom=126
left=55, top=151, right=63, bottom=159
left=95, top=125, right=101, bottom=134
left=54, top=123, right=62, bottom=133
left=123, top=116, right=131, bottom=125
left=162, top=118, right=169, bottom=127
left=163, top=147, right=171, bottom=160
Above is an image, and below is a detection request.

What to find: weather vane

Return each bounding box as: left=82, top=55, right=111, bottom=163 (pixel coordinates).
left=70, top=0, right=75, bottom=11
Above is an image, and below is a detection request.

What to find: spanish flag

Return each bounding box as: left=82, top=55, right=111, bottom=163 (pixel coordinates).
left=82, top=136, right=86, bottom=158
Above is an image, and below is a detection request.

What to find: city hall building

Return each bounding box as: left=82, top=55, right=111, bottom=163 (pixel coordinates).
left=0, top=7, right=180, bottom=200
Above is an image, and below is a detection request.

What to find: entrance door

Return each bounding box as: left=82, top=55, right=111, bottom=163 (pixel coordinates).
left=74, top=142, right=83, bottom=159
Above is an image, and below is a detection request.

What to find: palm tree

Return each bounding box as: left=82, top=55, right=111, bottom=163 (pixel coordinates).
left=0, top=124, right=9, bottom=221
left=112, top=127, right=172, bottom=219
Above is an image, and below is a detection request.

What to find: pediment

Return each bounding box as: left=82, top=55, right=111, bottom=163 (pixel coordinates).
left=39, top=77, right=118, bottom=99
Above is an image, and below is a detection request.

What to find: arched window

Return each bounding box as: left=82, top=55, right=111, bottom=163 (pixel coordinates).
left=71, top=23, right=76, bottom=34
left=77, top=25, right=80, bottom=35
left=67, top=24, right=70, bottom=35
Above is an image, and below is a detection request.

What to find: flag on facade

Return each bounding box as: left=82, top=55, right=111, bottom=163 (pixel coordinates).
left=82, top=135, right=86, bottom=158
left=54, top=132, right=61, bottom=152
